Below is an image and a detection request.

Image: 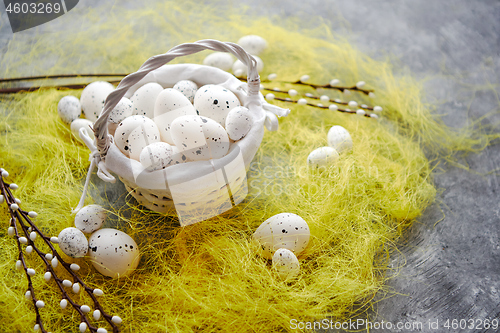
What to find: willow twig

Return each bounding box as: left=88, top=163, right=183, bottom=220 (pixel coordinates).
left=0, top=168, right=121, bottom=333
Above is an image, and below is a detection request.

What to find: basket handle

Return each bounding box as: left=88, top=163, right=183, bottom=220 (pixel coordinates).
left=93, top=39, right=261, bottom=159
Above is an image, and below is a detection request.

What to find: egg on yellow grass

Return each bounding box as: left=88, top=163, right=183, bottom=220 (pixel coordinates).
left=88, top=228, right=140, bottom=278
left=253, top=213, right=310, bottom=260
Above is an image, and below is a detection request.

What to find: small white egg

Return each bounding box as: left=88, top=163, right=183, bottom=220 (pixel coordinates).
left=307, top=146, right=340, bottom=168
left=327, top=125, right=353, bottom=153
left=170, top=115, right=230, bottom=161
left=107, top=97, right=133, bottom=124
left=153, top=88, right=197, bottom=144
left=80, top=81, right=115, bottom=122
left=194, top=84, right=241, bottom=127
left=237, top=35, right=268, bottom=55
left=88, top=228, right=140, bottom=278
left=202, top=52, right=234, bottom=71
left=253, top=213, right=310, bottom=260
left=58, top=96, right=81, bottom=124
left=272, top=248, right=300, bottom=280
left=232, top=55, right=264, bottom=75
left=58, top=227, right=88, bottom=258
left=130, top=82, right=164, bottom=118
left=225, top=106, right=253, bottom=141
left=173, top=80, right=198, bottom=103
left=74, top=204, right=107, bottom=234
left=139, top=142, right=173, bottom=171
left=114, top=115, right=161, bottom=161
left=70, top=119, right=94, bottom=142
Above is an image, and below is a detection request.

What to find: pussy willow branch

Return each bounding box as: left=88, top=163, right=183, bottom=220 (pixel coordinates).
left=272, top=79, right=374, bottom=95
left=0, top=170, right=120, bottom=333
left=262, top=87, right=376, bottom=110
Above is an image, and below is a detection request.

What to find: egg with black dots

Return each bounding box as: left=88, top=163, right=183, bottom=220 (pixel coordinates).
left=173, top=80, right=198, bottom=103
left=58, top=227, right=88, bottom=258
left=74, top=204, right=107, bottom=234
left=58, top=95, right=82, bottom=124
left=193, top=84, right=241, bottom=127
left=139, top=142, right=173, bottom=171
left=252, top=213, right=310, bottom=260
left=131, top=82, right=163, bottom=119
left=80, top=81, right=115, bottom=122
left=106, top=97, right=133, bottom=124
left=272, top=248, right=300, bottom=280
left=114, top=115, right=161, bottom=161
left=170, top=115, right=230, bottom=161
left=88, top=228, right=140, bottom=278
left=225, top=106, right=253, bottom=141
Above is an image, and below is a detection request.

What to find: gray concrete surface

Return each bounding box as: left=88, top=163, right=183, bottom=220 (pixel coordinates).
left=1, top=1, right=499, bottom=332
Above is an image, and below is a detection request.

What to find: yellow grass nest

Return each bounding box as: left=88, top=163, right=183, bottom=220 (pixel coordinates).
left=0, top=2, right=493, bottom=332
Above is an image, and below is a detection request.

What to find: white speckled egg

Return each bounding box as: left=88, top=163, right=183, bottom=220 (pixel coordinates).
left=203, top=52, right=234, bottom=71
left=252, top=213, right=310, bottom=260
left=80, top=81, right=115, bottom=122
left=237, top=35, right=268, bottom=55
left=168, top=146, right=188, bottom=165
left=131, top=82, right=164, bottom=118
left=307, top=146, right=340, bottom=168
left=225, top=106, right=253, bottom=141
left=272, top=248, right=300, bottom=280
left=173, top=80, right=198, bottom=103
left=232, top=55, right=264, bottom=75
left=139, top=142, right=173, bottom=171
left=153, top=88, right=197, bottom=144
left=74, top=204, right=107, bottom=234
left=170, top=115, right=230, bottom=161
left=114, top=115, right=161, bottom=161
left=107, top=97, right=133, bottom=124
left=70, top=119, right=94, bottom=142
left=88, top=228, right=140, bottom=278
left=327, top=125, right=353, bottom=153
left=58, top=227, right=88, bottom=258
left=58, top=96, right=81, bottom=124
left=194, top=84, right=241, bottom=127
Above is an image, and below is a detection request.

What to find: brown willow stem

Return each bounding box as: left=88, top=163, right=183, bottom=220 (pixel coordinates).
left=0, top=81, right=122, bottom=94
left=0, top=74, right=128, bottom=83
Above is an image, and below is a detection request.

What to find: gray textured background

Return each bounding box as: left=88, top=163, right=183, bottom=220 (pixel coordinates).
left=1, top=1, right=499, bottom=332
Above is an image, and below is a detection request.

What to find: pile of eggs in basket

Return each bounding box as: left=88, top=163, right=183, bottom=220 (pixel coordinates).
left=58, top=79, right=253, bottom=170
left=112, top=80, right=252, bottom=169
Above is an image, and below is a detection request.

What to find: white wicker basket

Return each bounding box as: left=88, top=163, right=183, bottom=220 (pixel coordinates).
left=76, top=39, right=289, bottom=226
